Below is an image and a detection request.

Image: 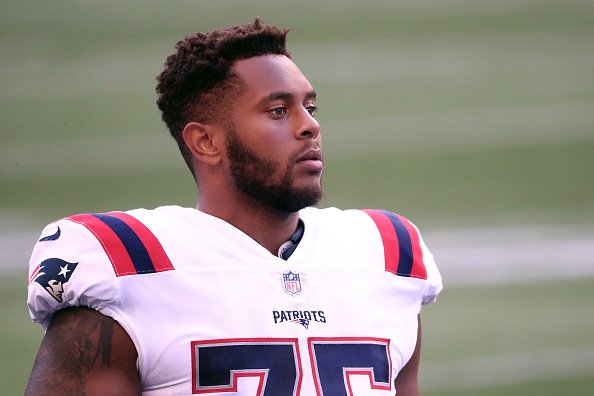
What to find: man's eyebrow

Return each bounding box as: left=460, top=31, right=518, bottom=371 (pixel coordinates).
left=259, top=90, right=317, bottom=104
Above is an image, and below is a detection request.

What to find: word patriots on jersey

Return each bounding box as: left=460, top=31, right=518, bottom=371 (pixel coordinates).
left=273, top=310, right=326, bottom=329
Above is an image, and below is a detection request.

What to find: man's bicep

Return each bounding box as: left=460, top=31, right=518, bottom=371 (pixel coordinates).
left=394, top=315, right=421, bottom=396
left=26, top=306, right=140, bottom=396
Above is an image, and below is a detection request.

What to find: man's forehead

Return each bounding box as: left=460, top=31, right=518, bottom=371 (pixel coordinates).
left=233, top=55, right=314, bottom=98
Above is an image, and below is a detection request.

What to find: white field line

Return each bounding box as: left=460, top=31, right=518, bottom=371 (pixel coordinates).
left=296, top=29, right=594, bottom=84
left=323, top=100, right=594, bottom=158
left=421, top=344, right=594, bottom=391
left=4, top=223, right=594, bottom=286
left=425, top=224, right=594, bottom=286
left=2, top=100, right=593, bottom=181
left=217, top=0, right=594, bottom=18
left=2, top=26, right=593, bottom=100
left=0, top=133, right=183, bottom=181
left=1, top=229, right=37, bottom=274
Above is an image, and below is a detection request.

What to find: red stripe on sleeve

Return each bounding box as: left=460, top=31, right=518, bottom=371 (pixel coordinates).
left=107, top=212, right=174, bottom=272
left=29, top=263, right=41, bottom=284
left=67, top=214, right=137, bottom=276
left=394, top=214, right=427, bottom=280
left=362, top=209, right=400, bottom=274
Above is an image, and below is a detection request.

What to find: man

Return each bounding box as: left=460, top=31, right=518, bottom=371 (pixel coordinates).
left=26, top=19, right=442, bottom=395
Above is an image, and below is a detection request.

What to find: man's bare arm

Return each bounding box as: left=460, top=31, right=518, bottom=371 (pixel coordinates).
left=394, top=315, right=422, bottom=396
left=25, top=306, right=140, bottom=396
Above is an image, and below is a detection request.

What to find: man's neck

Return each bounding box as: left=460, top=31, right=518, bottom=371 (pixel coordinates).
left=197, top=197, right=301, bottom=255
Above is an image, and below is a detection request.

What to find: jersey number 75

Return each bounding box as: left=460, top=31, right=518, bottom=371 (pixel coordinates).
left=192, top=337, right=392, bottom=395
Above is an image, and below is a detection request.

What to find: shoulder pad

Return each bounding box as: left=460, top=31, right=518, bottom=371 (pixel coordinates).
left=362, top=209, right=427, bottom=280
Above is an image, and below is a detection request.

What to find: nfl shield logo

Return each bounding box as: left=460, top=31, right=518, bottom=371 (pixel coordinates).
left=282, top=271, right=302, bottom=295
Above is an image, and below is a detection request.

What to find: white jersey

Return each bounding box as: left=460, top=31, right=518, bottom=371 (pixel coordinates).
left=28, top=206, right=442, bottom=395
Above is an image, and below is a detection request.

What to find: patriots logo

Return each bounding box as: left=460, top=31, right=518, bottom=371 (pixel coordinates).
left=291, top=318, right=310, bottom=329
left=31, top=258, right=78, bottom=302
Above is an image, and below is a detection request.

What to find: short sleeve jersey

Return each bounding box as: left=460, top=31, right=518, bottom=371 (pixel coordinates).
left=28, top=206, right=442, bottom=395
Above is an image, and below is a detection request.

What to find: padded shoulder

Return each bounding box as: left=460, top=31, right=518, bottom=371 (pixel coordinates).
left=66, top=212, right=174, bottom=276
left=27, top=211, right=174, bottom=329
left=362, top=209, right=426, bottom=279
left=362, top=209, right=443, bottom=304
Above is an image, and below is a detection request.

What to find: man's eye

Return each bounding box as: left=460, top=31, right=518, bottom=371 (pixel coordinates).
left=268, top=107, right=287, bottom=117
left=306, top=106, right=318, bottom=116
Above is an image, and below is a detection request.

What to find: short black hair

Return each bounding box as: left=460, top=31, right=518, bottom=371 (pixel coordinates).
left=156, top=18, right=291, bottom=176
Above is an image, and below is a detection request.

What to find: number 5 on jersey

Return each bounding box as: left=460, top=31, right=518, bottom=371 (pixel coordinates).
left=192, top=337, right=391, bottom=395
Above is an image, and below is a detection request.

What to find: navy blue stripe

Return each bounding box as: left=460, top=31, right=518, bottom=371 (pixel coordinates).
left=381, top=210, right=413, bottom=277
left=93, top=213, right=156, bottom=274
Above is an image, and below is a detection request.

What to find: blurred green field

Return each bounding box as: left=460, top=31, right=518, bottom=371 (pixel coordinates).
left=2, top=0, right=593, bottom=394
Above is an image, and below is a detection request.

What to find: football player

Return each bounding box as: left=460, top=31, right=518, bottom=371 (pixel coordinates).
left=26, top=19, right=442, bottom=395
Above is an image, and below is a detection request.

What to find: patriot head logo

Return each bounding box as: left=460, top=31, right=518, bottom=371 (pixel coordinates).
left=291, top=318, right=310, bottom=329
left=31, top=258, right=78, bottom=302
left=282, top=271, right=302, bottom=295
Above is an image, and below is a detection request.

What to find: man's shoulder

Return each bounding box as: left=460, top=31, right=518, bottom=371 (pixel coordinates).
left=44, top=205, right=190, bottom=233
left=299, top=206, right=363, bottom=219
left=27, top=205, right=187, bottom=330
left=299, top=207, right=388, bottom=242
left=300, top=206, right=411, bottom=225
left=28, top=205, right=186, bottom=283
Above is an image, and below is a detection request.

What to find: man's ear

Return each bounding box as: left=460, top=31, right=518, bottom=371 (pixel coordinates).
left=182, top=122, right=223, bottom=166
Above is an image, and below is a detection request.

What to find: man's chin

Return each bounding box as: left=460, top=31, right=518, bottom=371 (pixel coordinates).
left=286, top=185, right=324, bottom=211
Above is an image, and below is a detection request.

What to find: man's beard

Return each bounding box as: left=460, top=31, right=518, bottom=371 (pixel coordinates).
left=225, top=126, right=323, bottom=213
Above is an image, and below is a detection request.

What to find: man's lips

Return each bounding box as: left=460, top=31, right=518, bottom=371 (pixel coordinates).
left=296, top=149, right=324, bottom=171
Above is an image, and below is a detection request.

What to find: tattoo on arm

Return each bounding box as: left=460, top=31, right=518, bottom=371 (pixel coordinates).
left=99, top=314, right=114, bottom=369
left=26, top=307, right=117, bottom=395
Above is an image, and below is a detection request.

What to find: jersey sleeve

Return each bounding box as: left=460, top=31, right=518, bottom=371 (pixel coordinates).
left=27, top=217, right=120, bottom=330
left=362, top=209, right=443, bottom=305
left=415, top=224, right=442, bottom=305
